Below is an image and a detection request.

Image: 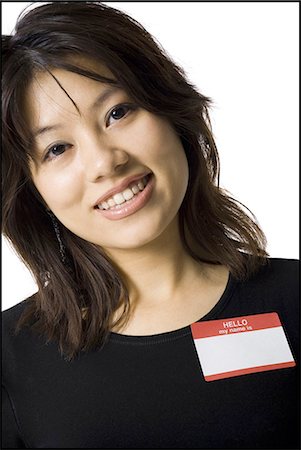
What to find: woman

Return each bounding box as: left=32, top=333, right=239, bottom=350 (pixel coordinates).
left=2, top=2, right=299, bottom=448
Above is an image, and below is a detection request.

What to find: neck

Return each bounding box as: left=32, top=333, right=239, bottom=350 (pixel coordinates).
left=105, top=216, right=229, bottom=335
left=105, top=217, right=201, bottom=308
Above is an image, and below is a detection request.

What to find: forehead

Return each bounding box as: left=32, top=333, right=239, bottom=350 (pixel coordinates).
left=24, top=58, right=115, bottom=129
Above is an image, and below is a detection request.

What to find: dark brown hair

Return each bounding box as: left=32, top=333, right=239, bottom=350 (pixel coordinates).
left=2, top=1, right=268, bottom=360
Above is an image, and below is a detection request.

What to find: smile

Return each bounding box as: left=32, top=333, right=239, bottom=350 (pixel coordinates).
left=94, top=174, right=154, bottom=220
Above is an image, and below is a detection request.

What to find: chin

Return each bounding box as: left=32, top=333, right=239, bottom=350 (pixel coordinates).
left=97, top=220, right=171, bottom=251
left=104, top=232, right=162, bottom=251
left=111, top=217, right=177, bottom=250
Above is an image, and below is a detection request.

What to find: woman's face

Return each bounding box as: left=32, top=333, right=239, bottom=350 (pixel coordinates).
left=26, top=62, right=189, bottom=252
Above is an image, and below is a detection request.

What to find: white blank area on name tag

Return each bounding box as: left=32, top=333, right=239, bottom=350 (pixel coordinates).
left=195, top=326, right=294, bottom=377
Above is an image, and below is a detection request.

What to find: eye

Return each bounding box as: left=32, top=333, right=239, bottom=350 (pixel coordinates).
left=44, top=143, right=71, bottom=162
left=106, top=104, right=134, bottom=127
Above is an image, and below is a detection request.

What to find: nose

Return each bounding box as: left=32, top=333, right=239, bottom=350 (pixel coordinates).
left=80, top=134, right=129, bottom=182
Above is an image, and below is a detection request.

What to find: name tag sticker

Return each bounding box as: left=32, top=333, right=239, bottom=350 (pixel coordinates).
left=191, top=312, right=296, bottom=382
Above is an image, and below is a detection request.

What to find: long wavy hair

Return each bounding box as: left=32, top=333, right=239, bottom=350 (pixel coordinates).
left=2, top=1, right=268, bottom=360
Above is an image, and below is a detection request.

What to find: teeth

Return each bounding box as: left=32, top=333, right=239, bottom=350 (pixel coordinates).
left=97, top=175, right=150, bottom=210
left=131, top=185, right=140, bottom=194
left=137, top=181, right=144, bottom=190
left=108, top=199, right=115, bottom=208
left=113, top=193, right=126, bottom=205
left=123, top=188, right=134, bottom=201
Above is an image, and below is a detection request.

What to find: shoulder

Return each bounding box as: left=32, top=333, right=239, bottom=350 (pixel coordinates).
left=240, top=257, right=299, bottom=335
left=2, top=294, right=39, bottom=361
left=240, top=256, right=299, bottom=302
left=2, top=298, right=30, bottom=319
left=232, top=256, right=299, bottom=326
left=248, top=257, right=299, bottom=293
left=2, top=296, right=34, bottom=333
left=2, top=294, right=53, bottom=387
left=262, top=257, right=298, bottom=277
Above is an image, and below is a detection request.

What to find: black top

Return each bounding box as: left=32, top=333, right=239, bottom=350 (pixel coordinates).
left=2, top=258, right=300, bottom=449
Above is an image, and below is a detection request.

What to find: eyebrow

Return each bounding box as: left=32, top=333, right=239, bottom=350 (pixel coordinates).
left=32, top=86, right=120, bottom=138
left=33, top=124, right=63, bottom=138
left=90, top=86, right=119, bottom=111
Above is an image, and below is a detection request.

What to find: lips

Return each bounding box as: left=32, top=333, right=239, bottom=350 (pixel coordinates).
left=94, top=173, right=154, bottom=220
left=93, top=172, right=152, bottom=208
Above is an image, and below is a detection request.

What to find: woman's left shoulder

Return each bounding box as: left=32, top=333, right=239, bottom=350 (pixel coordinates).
left=237, top=256, right=299, bottom=318
left=266, top=257, right=299, bottom=272
left=244, top=257, right=299, bottom=325
left=252, top=257, right=299, bottom=289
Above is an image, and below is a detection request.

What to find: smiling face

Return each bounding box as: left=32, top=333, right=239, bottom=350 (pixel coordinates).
left=25, top=61, right=189, bottom=252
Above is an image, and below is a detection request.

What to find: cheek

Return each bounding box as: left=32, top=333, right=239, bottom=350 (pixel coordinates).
left=152, top=120, right=187, bottom=187
left=127, top=113, right=186, bottom=164
left=133, top=116, right=189, bottom=206
left=32, top=168, right=83, bottom=211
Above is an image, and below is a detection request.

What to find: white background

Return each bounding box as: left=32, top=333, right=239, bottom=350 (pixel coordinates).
left=1, top=2, right=299, bottom=311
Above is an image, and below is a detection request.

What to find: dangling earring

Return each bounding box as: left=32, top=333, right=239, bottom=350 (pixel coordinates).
left=200, top=134, right=208, bottom=152
left=46, top=210, right=67, bottom=264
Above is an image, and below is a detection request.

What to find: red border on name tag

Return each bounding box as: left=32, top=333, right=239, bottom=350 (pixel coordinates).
left=191, top=312, right=296, bottom=381
left=191, top=312, right=281, bottom=339
left=204, top=361, right=295, bottom=381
